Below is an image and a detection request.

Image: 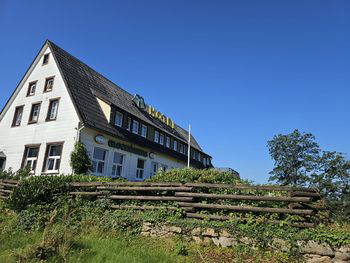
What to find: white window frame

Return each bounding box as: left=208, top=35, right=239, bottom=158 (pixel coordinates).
left=127, top=117, right=131, bottom=131
left=151, top=162, right=159, bottom=177
left=173, top=140, right=177, bottom=151
left=44, top=77, right=54, bottom=92
left=115, top=111, right=123, bottom=127
left=141, top=124, right=147, bottom=138
left=159, top=133, right=164, bottom=145
left=136, top=158, right=145, bottom=179
left=29, top=103, right=41, bottom=123
left=166, top=136, right=170, bottom=148
left=92, top=147, right=108, bottom=176
left=154, top=130, right=159, bottom=143
left=27, top=82, right=36, bottom=96
left=47, top=99, right=59, bottom=120
left=13, top=106, right=23, bottom=126
left=24, top=146, right=39, bottom=173
left=111, top=152, right=124, bottom=178
left=45, top=144, right=62, bottom=173
left=132, top=120, right=139, bottom=134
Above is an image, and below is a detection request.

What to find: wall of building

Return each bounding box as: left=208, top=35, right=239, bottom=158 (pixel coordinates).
left=0, top=45, right=80, bottom=174
left=80, top=127, right=187, bottom=180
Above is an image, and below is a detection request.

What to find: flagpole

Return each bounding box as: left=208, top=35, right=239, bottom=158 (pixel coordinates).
left=187, top=124, right=191, bottom=168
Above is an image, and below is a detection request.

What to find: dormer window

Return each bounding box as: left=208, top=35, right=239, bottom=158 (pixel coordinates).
left=44, top=77, right=54, bottom=92
left=132, top=120, right=139, bottom=134
left=27, top=81, right=37, bottom=96
left=115, top=111, right=123, bottom=127
left=43, top=54, right=50, bottom=65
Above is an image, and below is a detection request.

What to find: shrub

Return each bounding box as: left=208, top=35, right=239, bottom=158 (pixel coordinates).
left=70, top=142, right=92, bottom=174
left=147, top=168, right=245, bottom=184
left=0, top=167, right=31, bottom=180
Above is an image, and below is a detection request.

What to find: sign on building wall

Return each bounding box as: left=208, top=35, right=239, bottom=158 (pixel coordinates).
left=108, top=139, right=148, bottom=157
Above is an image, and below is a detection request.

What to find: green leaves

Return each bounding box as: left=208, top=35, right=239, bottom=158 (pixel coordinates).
left=70, top=142, right=92, bottom=175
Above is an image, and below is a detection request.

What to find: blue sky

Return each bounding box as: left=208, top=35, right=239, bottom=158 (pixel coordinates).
left=0, top=1, right=349, bottom=183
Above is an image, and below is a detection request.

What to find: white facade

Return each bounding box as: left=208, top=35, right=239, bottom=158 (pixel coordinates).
left=80, top=128, right=186, bottom=181
left=0, top=45, right=80, bottom=175
left=0, top=43, right=188, bottom=179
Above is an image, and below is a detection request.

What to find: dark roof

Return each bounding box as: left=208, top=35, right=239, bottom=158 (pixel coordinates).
left=48, top=40, right=209, bottom=156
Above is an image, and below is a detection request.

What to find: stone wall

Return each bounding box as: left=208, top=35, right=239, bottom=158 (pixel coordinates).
left=140, top=222, right=350, bottom=263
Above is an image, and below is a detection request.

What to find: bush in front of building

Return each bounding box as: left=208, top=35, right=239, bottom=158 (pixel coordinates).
left=70, top=142, right=92, bottom=175
left=0, top=167, right=31, bottom=180
left=147, top=168, right=246, bottom=185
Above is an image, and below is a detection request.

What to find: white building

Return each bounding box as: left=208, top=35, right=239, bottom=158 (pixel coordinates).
left=0, top=40, right=212, bottom=180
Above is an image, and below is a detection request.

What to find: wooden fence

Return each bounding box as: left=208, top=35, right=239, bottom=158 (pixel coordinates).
left=0, top=179, right=325, bottom=228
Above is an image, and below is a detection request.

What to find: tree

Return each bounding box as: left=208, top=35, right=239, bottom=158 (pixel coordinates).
left=267, top=129, right=320, bottom=186
left=70, top=142, right=92, bottom=175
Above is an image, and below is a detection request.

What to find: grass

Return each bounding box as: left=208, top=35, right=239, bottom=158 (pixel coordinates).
left=0, top=208, right=296, bottom=263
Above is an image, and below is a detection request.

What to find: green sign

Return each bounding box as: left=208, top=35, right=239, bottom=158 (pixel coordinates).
left=108, top=140, right=148, bottom=157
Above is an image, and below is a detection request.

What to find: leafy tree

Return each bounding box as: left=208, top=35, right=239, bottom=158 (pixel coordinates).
left=267, top=129, right=320, bottom=186
left=70, top=142, right=92, bottom=175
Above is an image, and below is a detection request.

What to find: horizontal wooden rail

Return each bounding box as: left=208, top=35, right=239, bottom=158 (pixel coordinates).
left=97, top=186, right=193, bottom=192
left=0, top=182, right=18, bottom=188
left=184, top=183, right=318, bottom=192
left=0, top=189, right=13, bottom=194
left=1, top=179, right=19, bottom=184
left=111, top=205, right=193, bottom=212
left=70, top=182, right=184, bottom=187
left=290, top=191, right=320, bottom=198
left=175, top=192, right=312, bottom=203
left=70, top=192, right=104, bottom=196
left=109, top=195, right=193, bottom=202
left=185, top=213, right=315, bottom=228
left=178, top=202, right=314, bottom=215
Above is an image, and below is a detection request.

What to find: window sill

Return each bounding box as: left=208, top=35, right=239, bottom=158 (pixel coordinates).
left=28, top=121, right=38, bottom=125
left=45, top=118, right=57, bottom=122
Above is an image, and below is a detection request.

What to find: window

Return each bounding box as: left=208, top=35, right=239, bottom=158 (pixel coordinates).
left=166, top=136, right=170, bottom=148
left=141, top=124, right=147, bottom=138
left=151, top=162, right=159, bottom=177
left=154, top=130, right=159, bottom=143
left=46, top=99, right=59, bottom=121
left=132, top=120, right=139, bottom=134
left=160, top=164, right=168, bottom=171
left=23, top=146, right=39, bottom=172
left=27, top=81, right=37, bottom=96
left=127, top=117, right=131, bottom=131
left=92, top=147, right=108, bottom=175
left=115, top=111, right=123, bottom=127
left=159, top=133, right=164, bottom=145
left=173, top=140, right=178, bottom=151
left=28, top=103, right=41, bottom=124
left=198, top=152, right=201, bottom=161
left=111, top=152, right=123, bottom=177
left=0, top=158, right=5, bottom=171
left=184, top=145, right=188, bottom=156
left=44, top=144, right=62, bottom=173
left=136, top=159, right=145, bottom=179
left=44, top=77, right=54, bottom=92
left=179, top=143, right=184, bottom=154
left=43, top=53, right=50, bottom=65
left=12, top=106, right=24, bottom=127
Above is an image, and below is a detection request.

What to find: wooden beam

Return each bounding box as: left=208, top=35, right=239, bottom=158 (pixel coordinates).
left=0, top=189, right=13, bottom=194
left=70, top=182, right=184, bottom=187
left=69, top=192, right=103, bottom=196
left=97, top=186, right=193, bottom=192
left=175, top=192, right=312, bottom=203
left=0, top=182, right=19, bottom=188
left=109, top=195, right=193, bottom=202
left=184, top=183, right=318, bottom=192
left=185, top=213, right=315, bottom=228
left=1, top=179, right=19, bottom=184
left=178, top=202, right=314, bottom=215
left=290, top=191, right=320, bottom=198
left=110, top=205, right=193, bottom=211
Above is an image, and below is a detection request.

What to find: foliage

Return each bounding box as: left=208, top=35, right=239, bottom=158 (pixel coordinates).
left=267, top=129, right=320, bottom=186
left=6, top=174, right=116, bottom=211
left=268, top=129, right=350, bottom=220
left=0, top=167, right=31, bottom=180
left=70, top=142, right=92, bottom=175
left=147, top=167, right=245, bottom=184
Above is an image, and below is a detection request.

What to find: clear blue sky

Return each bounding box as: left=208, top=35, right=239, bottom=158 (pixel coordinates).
left=0, top=1, right=349, bottom=183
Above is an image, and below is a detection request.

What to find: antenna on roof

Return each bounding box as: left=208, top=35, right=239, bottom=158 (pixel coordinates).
left=187, top=124, right=191, bottom=168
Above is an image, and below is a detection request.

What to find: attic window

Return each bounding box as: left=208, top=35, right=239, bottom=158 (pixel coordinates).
left=43, top=54, right=50, bottom=65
